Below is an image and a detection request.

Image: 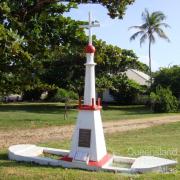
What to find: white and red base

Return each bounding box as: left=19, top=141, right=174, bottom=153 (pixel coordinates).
left=8, top=144, right=177, bottom=173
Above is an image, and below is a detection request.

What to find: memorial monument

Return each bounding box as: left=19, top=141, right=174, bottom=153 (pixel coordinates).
left=8, top=12, right=177, bottom=173
left=68, top=12, right=110, bottom=166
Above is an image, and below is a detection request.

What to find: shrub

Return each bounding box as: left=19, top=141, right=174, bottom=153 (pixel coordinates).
left=23, top=84, right=57, bottom=101
left=152, top=66, right=180, bottom=98
left=109, top=74, right=146, bottom=105
left=45, top=87, right=58, bottom=101
left=23, top=88, right=42, bottom=101
left=0, top=95, right=3, bottom=102
left=150, top=86, right=179, bottom=113
left=49, top=88, right=78, bottom=102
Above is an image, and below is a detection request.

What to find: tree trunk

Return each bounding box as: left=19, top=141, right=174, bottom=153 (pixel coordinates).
left=148, top=38, right=152, bottom=86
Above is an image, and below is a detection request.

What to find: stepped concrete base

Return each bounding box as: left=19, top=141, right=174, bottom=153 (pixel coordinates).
left=8, top=144, right=177, bottom=173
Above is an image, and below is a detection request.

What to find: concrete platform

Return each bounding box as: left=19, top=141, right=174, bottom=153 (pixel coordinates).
left=8, top=144, right=177, bottom=173
left=131, top=156, right=177, bottom=173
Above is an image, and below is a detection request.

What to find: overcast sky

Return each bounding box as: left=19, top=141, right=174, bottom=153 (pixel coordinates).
left=65, top=0, right=180, bottom=71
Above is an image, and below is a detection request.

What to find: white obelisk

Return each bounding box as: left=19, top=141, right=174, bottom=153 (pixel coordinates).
left=69, top=12, right=109, bottom=165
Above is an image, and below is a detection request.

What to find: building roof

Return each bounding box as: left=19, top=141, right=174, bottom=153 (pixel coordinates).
left=125, top=69, right=150, bottom=86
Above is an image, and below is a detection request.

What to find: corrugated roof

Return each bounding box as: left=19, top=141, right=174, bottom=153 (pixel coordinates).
left=129, top=69, right=150, bottom=81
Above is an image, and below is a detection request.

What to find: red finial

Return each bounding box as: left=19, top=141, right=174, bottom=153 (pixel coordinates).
left=85, top=44, right=96, bottom=53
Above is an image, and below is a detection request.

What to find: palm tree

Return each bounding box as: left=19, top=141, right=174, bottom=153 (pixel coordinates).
left=129, top=9, right=170, bottom=85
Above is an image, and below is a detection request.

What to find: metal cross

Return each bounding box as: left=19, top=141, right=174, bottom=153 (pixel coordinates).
left=80, top=12, right=100, bottom=45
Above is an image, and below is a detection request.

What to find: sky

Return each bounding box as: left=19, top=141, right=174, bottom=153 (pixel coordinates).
left=65, top=0, right=180, bottom=71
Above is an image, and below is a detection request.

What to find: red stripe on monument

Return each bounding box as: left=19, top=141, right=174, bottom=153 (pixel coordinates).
left=88, top=154, right=112, bottom=167
left=60, top=155, right=73, bottom=162
left=60, top=154, right=112, bottom=167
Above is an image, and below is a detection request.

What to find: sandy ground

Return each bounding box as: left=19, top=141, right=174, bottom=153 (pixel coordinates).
left=1, top=115, right=180, bottom=149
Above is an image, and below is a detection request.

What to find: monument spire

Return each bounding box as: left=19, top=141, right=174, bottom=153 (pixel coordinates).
left=79, top=12, right=100, bottom=106
left=88, top=12, right=92, bottom=45
left=80, top=11, right=100, bottom=45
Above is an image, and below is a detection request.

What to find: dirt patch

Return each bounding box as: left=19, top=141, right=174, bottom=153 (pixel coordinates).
left=103, top=115, right=180, bottom=133
left=1, top=115, right=180, bottom=149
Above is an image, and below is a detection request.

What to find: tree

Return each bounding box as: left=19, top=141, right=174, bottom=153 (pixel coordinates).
left=41, top=37, right=149, bottom=96
left=129, top=9, right=170, bottom=85
left=152, top=66, right=180, bottom=99
left=0, top=0, right=136, bottom=95
left=150, top=85, right=179, bottom=113
left=0, top=23, right=32, bottom=96
left=1, top=0, right=135, bottom=20
left=109, top=74, right=146, bottom=105
left=75, top=0, right=135, bottom=19
left=96, top=75, right=112, bottom=99
left=0, top=1, right=86, bottom=95
left=94, top=39, right=149, bottom=76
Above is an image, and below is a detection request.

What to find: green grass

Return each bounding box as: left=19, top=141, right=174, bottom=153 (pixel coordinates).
left=0, top=122, right=180, bottom=179
left=0, top=102, right=179, bottom=130
left=40, top=152, right=63, bottom=160
left=0, top=102, right=77, bottom=130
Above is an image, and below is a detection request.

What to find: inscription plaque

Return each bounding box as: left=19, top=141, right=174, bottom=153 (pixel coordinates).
left=78, top=129, right=91, bottom=148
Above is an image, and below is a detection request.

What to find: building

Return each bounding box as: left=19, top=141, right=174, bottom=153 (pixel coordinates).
left=102, top=69, right=150, bottom=102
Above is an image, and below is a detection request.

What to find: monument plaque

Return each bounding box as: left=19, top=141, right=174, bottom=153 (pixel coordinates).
left=78, top=129, right=91, bottom=148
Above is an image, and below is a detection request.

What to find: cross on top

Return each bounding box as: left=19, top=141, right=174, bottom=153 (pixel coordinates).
left=80, top=12, right=100, bottom=45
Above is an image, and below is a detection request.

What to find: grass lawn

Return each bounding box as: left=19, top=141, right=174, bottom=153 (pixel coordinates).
left=0, top=122, right=180, bottom=179
left=0, top=102, right=179, bottom=130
